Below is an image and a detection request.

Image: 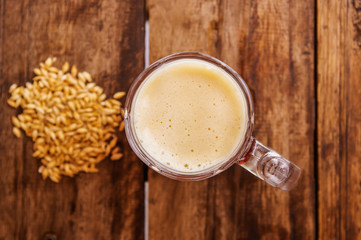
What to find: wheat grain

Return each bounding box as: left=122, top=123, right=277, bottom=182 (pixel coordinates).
left=7, top=57, right=125, bottom=182
left=13, top=127, right=22, bottom=138
left=113, top=91, right=126, bottom=99
left=110, top=153, right=123, bottom=161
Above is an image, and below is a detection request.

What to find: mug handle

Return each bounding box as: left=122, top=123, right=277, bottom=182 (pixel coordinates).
left=237, top=137, right=302, bottom=191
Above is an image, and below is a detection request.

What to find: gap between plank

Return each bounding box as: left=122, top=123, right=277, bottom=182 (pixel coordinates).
left=144, top=18, right=150, bottom=240
left=314, top=0, right=319, bottom=239
left=145, top=20, right=150, bottom=68
left=144, top=181, right=149, bottom=240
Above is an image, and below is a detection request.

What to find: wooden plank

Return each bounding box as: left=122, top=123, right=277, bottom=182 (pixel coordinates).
left=148, top=0, right=315, bottom=239
left=317, top=0, right=361, bottom=239
left=0, top=0, right=144, bottom=239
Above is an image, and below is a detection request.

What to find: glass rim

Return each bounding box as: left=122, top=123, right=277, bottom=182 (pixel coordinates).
left=124, top=52, right=255, bottom=181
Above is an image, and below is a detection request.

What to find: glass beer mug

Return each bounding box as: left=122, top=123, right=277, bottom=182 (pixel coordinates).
left=124, top=52, right=301, bottom=191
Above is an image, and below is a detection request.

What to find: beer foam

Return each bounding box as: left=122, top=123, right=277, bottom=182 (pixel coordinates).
left=132, top=59, right=248, bottom=173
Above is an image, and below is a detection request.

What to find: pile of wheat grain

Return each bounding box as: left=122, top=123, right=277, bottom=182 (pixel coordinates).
left=7, top=57, right=125, bottom=182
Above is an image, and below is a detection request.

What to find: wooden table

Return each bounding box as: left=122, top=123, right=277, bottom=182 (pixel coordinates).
left=0, top=0, right=360, bottom=239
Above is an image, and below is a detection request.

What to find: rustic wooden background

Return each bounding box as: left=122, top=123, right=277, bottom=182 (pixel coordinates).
left=0, top=0, right=360, bottom=239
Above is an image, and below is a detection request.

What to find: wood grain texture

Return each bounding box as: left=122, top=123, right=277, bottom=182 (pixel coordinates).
left=317, top=0, right=361, bottom=239
left=0, top=0, right=144, bottom=239
left=148, top=0, right=315, bottom=239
